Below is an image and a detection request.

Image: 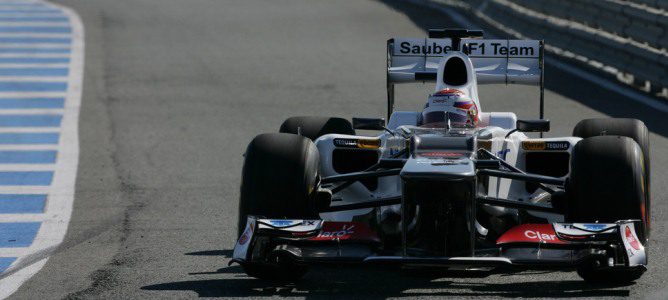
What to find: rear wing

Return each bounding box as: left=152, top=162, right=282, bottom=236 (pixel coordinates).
left=386, top=29, right=545, bottom=121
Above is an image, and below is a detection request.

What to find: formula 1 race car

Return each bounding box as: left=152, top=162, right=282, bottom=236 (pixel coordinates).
left=231, top=29, right=650, bottom=284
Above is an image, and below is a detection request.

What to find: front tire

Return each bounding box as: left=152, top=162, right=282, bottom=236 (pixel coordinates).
left=237, top=133, right=319, bottom=281
left=576, top=266, right=645, bottom=285
left=238, top=133, right=320, bottom=235
left=241, top=263, right=308, bottom=282
left=573, top=118, right=650, bottom=239
left=567, top=136, right=648, bottom=284
left=567, top=135, right=648, bottom=241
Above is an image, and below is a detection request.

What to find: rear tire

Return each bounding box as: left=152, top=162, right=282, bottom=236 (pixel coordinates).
left=279, top=116, right=355, bottom=140
left=573, top=118, right=650, bottom=239
left=237, top=133, right=319, bottom=281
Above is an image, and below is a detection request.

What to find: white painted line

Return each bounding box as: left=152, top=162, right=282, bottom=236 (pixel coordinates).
left=0, top=91, right=64, bottom=97
left=0, top=53, right=69, bottom=58
left=0, top=13, right=65, bottom=18
left=0, top=214, right=48, bottom=222
left=0, top=33, right=69, bottom=38
left=0, top=62, right=69, bottom=68
left=0, top=258, right=47, bottom=294
left=0, top=108, right=63, bottom=114
left=0, top=145, right=58, bottom=151
left=0, top=22, right=69, bottom=27
left=0, top=94, right=62, bottom=99
left=0, top=77, right=68, bottom=82
left=0, top=63, right=68, bottom=68
left=0, top=127, right=60, bottom=132
left=0, top=45, right=67, bottom=49
left=0, top=249, right=32, bottom=258
left=0, top=186, right=50, bottom=193
left=0, top=0, right=82, bottom=297
left=0, top=164, right=55, bottom=171
left=0, top=45, right=68, bottom=50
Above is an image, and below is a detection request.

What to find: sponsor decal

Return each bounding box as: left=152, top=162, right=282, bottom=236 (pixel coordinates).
left=524, top=230, right=558, bottom=241
left=580, top=223, right=610, bottom=231
left=309, top=222, right=380, bottom=242
left=620, top=223, right=646, bottom=265
left=333, top=138, right=358, bottom=148
left=497, top=224, right=566, bottom=245
left=420, top=152, right=463, bottom=158
left=496, top=148, right=510, bottom=160
left=333, top=138, right=381, bottom=149
left=522, top=141, right=545, bottom=150
left=430, top=159, right=464, bottom=166
left=399, top=41, right=453, bottom=55
left=431, top=98, right=450, bottom=104
left=238, top=222, right=254, bottom=246
left=429, top=91, right=463, bottom=105
left=522, top=141, right=569, bottom=151
left=416, top=158, right=466, bottom=165
left=268, top=220, right=298, bottom=227
left=545, top=142, right=569, bottom=150
left=464, top=42, right=535, bottom=57
left=257, top=219, right=321, bottom=234
left=554, top=223, right=615, bottom=239
left=558, top=223, right=615, bottom=233
left=625, top=226, right=641, bottom=251
left=393, top=39, right=539, bottom=58
left=318, top=224, right=355, bottom=238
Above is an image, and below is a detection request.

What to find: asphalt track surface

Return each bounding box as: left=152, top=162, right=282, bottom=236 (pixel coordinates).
left=8, top=0, right=668, bottom=298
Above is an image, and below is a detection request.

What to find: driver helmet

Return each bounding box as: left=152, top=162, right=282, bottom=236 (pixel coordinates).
left=421, top=89, right=479, bottom=128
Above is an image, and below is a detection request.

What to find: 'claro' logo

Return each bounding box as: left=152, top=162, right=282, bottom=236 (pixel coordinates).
left=317, top=224, right=355, bottom=238
left=524, top=230, right=557, bottom=241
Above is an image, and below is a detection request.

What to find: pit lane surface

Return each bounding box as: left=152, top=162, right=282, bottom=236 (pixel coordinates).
left=0, top=0, right=82, bottom=297
left=8, top=0, right=668, bottom=298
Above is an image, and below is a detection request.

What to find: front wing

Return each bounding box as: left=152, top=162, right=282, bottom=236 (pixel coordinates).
left=231, top=216, right=646, bottom=272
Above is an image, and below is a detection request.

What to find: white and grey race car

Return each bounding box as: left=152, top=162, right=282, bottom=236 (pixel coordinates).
left=232, top=29, right=650, bottom=284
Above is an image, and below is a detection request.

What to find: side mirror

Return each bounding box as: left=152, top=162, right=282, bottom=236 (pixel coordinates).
left=352, top=117, right=386, bottom=131
left=516, top=119, right=550, bottom=133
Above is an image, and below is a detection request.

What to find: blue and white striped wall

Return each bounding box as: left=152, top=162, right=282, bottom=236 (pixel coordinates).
left=0, top=0, right=83, bottom=298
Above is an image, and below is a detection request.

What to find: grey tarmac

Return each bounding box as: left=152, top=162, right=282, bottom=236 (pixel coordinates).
left=10, top=0, right=668, bottom=299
